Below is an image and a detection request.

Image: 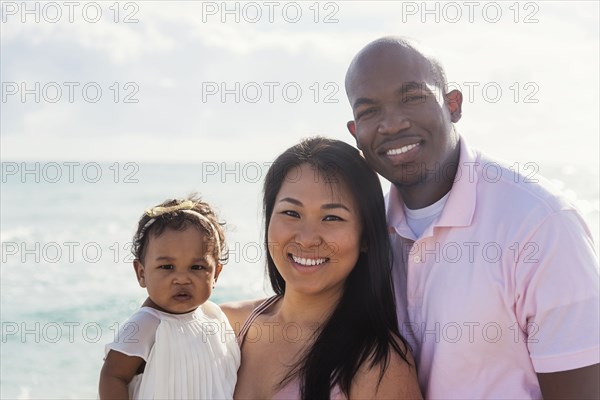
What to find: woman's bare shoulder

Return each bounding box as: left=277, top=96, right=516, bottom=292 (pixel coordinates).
left=220, top=298, right=268, bottom=334
left=350, top=336, right=423, bottom=399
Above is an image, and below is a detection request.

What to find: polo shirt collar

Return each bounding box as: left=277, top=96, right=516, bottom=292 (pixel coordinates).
left=387, top=136, right=478, bottom=239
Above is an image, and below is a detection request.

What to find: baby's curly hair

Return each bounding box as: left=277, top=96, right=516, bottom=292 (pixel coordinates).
left=131, top=195, right=228, bottom=265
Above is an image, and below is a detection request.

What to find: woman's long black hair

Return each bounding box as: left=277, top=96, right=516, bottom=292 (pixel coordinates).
left=263, top=137, right=411, bottom=399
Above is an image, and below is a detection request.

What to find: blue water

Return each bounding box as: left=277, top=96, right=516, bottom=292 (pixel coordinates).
left=1, top=162, right=598, bottom=399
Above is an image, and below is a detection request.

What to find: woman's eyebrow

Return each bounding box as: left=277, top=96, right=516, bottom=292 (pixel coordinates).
left=278, top=197, right=302, bottom=206
left=279, top=197, right=350, bottom=212
left=321, top=203, right=350, bottom=212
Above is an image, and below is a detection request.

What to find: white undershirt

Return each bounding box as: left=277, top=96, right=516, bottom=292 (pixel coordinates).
left=403, top=192, right=450, bottom=238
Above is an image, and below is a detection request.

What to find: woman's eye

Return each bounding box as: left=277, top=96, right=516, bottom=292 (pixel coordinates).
left=323, top=215, right=343, bottom=222
left=282, top=210, right=300, bottom=218
left=159, top=264, right=174, bottom=270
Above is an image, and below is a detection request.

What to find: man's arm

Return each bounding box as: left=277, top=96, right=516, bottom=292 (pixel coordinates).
left=514, top=209, right=599, bottom=398
left=537, top=364, right=599, bottom=399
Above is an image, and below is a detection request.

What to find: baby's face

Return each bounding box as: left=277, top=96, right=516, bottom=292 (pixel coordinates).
left=134, top=226, right=221, bottom=314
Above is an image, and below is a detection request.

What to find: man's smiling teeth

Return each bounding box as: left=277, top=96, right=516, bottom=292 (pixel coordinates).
left=386, top=143, right=419, bottom=155
left=291, top=254, right=327, bottom=266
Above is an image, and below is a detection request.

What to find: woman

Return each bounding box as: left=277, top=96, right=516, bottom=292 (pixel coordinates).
left=222, top=137, right=422, bottom=399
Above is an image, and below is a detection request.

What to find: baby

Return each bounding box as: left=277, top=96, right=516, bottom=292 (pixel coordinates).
left=99, top=196, right=240, bottom=399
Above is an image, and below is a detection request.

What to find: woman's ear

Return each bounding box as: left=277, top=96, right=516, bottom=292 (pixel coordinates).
left=133, top=259, right=146, bottom=288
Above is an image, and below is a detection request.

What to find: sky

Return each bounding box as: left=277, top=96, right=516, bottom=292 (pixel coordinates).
left=1, top=0, right=599, bottom=170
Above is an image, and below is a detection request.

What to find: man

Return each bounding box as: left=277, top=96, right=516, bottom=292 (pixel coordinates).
left=345, top=37, right=599, bottom=399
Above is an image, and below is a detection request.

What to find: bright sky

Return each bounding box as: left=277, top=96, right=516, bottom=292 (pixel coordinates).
left=1, top=1, right=599, bottom=170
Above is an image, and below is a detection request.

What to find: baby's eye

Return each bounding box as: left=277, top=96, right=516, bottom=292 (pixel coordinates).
left=191, top=265, right=208, bottom=271
left=159, top=264, right=174, bottom=270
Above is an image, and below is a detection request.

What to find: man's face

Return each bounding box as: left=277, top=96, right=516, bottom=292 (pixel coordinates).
left=346, top=45, right=462, bottom=188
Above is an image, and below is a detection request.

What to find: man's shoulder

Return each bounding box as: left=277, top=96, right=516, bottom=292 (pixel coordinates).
left=470, top=150, right=576, bottom=215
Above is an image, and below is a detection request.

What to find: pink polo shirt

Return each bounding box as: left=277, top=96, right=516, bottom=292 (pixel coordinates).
left=387, top=137, right=600, bottom=399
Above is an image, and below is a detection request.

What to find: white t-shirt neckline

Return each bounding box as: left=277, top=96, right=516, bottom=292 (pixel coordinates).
left=403, top=192, right=450, bottom=238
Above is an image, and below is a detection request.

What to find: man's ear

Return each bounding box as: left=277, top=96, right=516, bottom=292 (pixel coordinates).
left=445, top=89, right=463, bottom=123
left=347, top=120, right=357, bottom=139
left=133, top=259, right=146, bottom=288
left=213, top=263, right=223, bottom=287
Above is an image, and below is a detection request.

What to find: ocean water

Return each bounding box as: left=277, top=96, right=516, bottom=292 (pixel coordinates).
left=1, top=161, right=598, bottom=399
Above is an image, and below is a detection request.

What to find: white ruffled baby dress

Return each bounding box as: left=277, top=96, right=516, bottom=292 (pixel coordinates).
left=105, top=301, right=240, bottom=399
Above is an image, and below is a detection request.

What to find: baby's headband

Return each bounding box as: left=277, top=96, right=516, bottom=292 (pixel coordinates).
left=141, top=200, right=222, bottom=260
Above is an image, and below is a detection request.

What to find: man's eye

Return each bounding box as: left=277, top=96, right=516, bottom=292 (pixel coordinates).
left=159, top=264, right=174, bottom=270
left=403, top=95, right=426, bottom=103
left=356, top=108, right=376, bottom=120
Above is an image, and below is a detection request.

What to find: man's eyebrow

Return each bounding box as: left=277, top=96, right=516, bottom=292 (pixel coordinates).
left=352, top=97, right=376, bottom=111
left=353, top=82, right=432, bottom=110
left=399, top=82, right=426, bottom=93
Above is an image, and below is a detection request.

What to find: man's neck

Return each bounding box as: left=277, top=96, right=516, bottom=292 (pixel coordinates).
left=396, top=145, right=461, bottom=209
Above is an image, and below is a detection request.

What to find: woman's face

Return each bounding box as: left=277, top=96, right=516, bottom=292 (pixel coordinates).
left=268, top=163, right=363, bottom=297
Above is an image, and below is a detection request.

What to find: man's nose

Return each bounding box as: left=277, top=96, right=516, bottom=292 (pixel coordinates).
left=377, top=108, right=410, bottom=135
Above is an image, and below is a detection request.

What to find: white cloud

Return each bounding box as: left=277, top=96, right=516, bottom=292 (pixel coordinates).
left=1, top=0, right=597, bottom=168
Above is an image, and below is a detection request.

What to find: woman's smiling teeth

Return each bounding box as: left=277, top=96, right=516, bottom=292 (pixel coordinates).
left=386, top=143, right=419, bottom=155
left=290, top=254, right=328, bottom=266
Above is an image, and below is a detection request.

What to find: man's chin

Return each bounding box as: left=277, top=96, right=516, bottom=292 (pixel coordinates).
left=381, top=166, right=426, bottom=187
left=391, top=177, right=425, bottom=189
